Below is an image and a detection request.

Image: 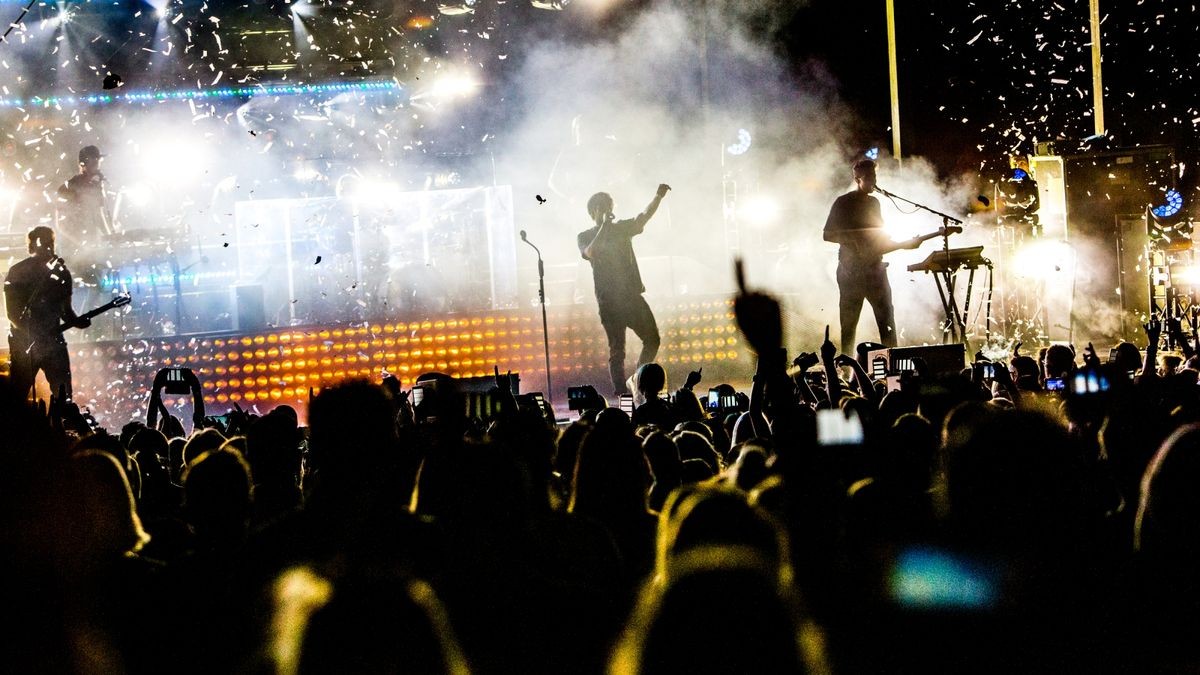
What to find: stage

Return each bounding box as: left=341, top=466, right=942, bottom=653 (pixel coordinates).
left=38, top=294, right=749, bottom=427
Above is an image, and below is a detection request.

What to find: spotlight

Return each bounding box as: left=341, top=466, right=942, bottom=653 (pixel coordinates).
left=437, top=0, right=476, bottom=15
left=1012, top=240, right=1075, bottom=281
left=430, top=72, right=479, bottom=99
left=865, top=147, right=880, bottom=160
left=342, top=176, right=398, bottom=206
left=137, top=138, right=211, bottom=187
left=531, top=0, right=569, bottom=8
left=738, top=195, right=781, bottom=227
left=725, top=128, right=752, bottom=156
left=1171, top=264, right=1200, bottom=287
left=1151, top=188, right=1184, bottom=222
left=1149, top=188, right=1191, bottom=250
left=122, top=183, right=153, bottom=207
left=290, top=0, right=317, bottom=17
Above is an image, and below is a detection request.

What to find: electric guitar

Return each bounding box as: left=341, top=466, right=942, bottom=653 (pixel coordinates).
left=58, top=293, right=131, bottom=332
left=881, top=225, right=963, bottom=255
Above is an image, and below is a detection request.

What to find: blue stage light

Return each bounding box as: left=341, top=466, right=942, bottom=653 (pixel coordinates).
left=0, top=80, right=402, bottom=109
left=725, top=128, right=752, bottom=156
left=865, top=147, right=879, bottom=160
left=1152, top=189, right=1184, bottom=220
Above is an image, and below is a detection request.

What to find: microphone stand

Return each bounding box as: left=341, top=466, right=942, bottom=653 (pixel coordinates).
left=519, top=231, right=553, bottom=412
left=876, top=186, right=969, bottom=345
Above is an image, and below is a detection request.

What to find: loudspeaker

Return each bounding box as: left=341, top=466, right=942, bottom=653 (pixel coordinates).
left=1063, top=146, right=1175, bottom=239
left=234, top=284, right=266, bottom=332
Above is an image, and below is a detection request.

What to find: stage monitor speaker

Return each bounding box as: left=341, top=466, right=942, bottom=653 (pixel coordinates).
left=414, top=372, right=520, bottom=396
left=234, top=284, right=266, bottom=332
left=866, top=344, right=966, bottom=381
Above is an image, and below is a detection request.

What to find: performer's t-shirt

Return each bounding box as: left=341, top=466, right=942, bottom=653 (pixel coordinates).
left=57, top=172, right=109, bottom=252
left=577, top=216, right=646, bottom=305
left=4, top=255, right=73, bottom=340
left=823, top=190, right=888, bottom=266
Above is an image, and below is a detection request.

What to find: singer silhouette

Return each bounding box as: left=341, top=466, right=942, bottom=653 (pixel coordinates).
left=822, top=158, right=899, bottom=354
left=578, top=184, right=670, bottom=397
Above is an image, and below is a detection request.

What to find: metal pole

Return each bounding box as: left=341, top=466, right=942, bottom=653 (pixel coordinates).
left=886, top=0, right=902, bottom=163
left=1089, top=0, right=1105, bottom=137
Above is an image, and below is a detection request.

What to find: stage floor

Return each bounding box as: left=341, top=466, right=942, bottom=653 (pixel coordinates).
left=10, top=295, right=751, bottom=427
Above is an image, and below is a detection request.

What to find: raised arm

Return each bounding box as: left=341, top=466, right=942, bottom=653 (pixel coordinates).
left=634, top=183, right=671, bottom=228
left=836, top=353, right=879, bottom=406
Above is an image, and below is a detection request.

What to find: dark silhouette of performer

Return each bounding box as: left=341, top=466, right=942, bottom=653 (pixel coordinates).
left=4, top=226, right=89, bottom=401
left=823, top=159, right=915, bottom=354
left=56, top=144, right=114, bottom=258
left=578, top=184, right=671, bottom=396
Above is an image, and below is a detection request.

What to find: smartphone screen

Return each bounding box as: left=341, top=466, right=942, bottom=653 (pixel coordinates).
left=816, top=409, right=864, bottom=446
left=163, top=367, right=192, bottom=395
left=618, top=393, right=634, bottom=415
left=1045, top=377, right=1065, bottom=392
left=707, top=389, right=720, bottom=410
left=411, top=386, right=425, bottom=406
left=1072, top=371, right=1110, bottom=395
left=888, top=546, right=999, bottom=610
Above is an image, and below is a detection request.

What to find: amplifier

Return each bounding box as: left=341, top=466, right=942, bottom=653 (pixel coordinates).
left=866, top=344, right=966, bottom=381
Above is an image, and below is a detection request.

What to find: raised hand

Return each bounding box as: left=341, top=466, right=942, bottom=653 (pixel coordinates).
left=656, top=183, right=672, bottom=198
left=1145, top=317, right=1163, bottom=344
left=684, top=367, right=703, bottom=390
left=1082, top=342, right=1101, bottom=368
left=792, top=352, right=819, bottom=371
left=834, top=353, right=857, bottom=368
left=732, top=258, right=782, bottom=355
left=819, top=325, right=837, bottom=363
left=1013, top=340, right=1023, bottom=359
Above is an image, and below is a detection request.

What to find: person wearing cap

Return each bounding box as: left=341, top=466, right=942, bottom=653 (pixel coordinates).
left=56, top=145, right=114, bottom=255
left=4, top=226, right=90, bottom=401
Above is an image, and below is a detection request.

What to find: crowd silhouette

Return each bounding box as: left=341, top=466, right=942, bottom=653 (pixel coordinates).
left=5, top=272, right=1200, bottom=674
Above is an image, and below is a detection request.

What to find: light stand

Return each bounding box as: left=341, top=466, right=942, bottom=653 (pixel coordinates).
left=519, top=230, right=553, bottom=410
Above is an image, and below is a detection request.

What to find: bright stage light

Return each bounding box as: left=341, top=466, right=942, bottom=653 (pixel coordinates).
left=122, top=183, right=153, bottom=207
left=438, top=0, right=477, bottom=14
left=290, top=0, right=317, bottom=17
left=431, top=72, right=479, bottom=99
left=865, top=147, right=880, bottom=160
left=343, top=176, right=398, bottom=206
left=531, top=0, right=569, bottom=9
left=1171, top=265, right=1200, bottom=287
left=135, top=138, right=211, bottom=187
left=725, top=129, right=752, bottom=156
left=0, top=80, right=402, bottom=110
left=1012, top=240, right=1075, bottom=281
left=1152, top=189, right=1184, bottom=221
left=739, top=195, right=781, bottom=227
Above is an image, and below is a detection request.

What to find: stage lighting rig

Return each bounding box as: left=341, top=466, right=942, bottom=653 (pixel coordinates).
left=1148, top=188, right=1192, bottom=252
left=438, top=0, right=476, bottom=15
left=725, top=129, right=751, bottom=156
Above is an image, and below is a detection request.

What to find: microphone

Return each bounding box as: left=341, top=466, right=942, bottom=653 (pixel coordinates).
left=875, top=185, right=895, bottom=198
left=519, top=230, right=527, bottom=241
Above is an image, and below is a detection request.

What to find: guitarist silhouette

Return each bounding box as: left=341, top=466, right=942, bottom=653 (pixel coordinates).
left=823, top=159, right=958, bottom=353
left=4, top=227, right=92, bottom=401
